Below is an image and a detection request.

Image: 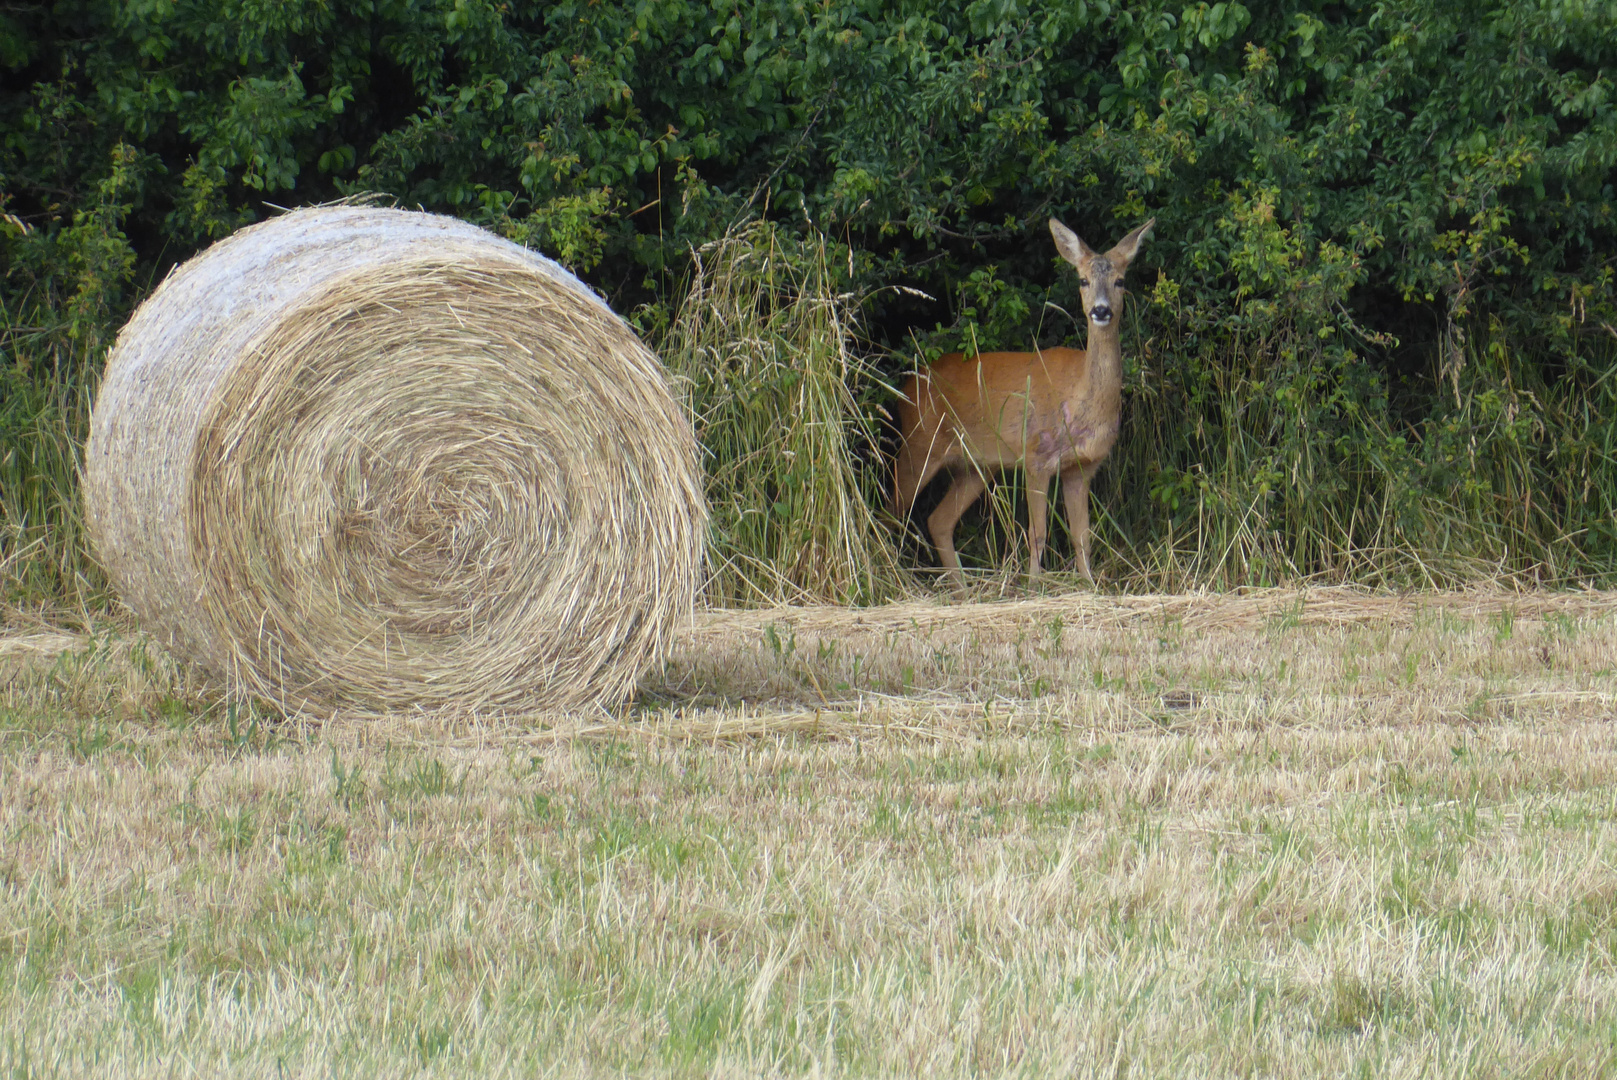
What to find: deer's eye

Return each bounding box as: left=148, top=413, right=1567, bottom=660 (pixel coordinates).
left=1079, top=278, right=1090, bottom=288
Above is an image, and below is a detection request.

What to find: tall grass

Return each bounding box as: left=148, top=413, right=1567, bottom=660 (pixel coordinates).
left=1, top=302, right=105, bottom=615
left=1086, top=285, right=1617, bottom=591
left=661, top=220, right=908, bottom=605
left=2, top=146, right=135, bottom=616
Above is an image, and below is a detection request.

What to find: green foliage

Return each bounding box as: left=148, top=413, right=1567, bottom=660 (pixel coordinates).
left=4, top=0, right=1617, bottom=597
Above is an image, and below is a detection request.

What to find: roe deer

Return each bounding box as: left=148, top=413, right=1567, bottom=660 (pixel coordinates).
left=892, top=216, right=1155, bottom=586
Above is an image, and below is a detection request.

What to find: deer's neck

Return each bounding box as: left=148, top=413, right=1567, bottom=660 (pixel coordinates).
left=1083, top=320, right=1125, bottom=413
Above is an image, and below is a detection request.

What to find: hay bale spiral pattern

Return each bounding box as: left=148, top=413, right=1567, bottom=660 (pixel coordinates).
left=86, top=206, right=704, bottom=714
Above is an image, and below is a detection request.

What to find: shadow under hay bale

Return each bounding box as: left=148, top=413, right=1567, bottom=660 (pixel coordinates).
left=85, top=205, right=705, bottom=715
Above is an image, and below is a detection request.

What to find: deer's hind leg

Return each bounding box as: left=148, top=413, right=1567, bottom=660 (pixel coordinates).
left=927, top=469, right=988, bottom=588
left=892, top=438, right=949, bottom=520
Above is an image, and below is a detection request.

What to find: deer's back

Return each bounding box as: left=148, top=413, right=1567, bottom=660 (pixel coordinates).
left=900, top=347, right=1109, bottom=468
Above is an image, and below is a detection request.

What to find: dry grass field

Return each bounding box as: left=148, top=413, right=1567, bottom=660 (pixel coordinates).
left=5, top=587, right=1617, bottom=1077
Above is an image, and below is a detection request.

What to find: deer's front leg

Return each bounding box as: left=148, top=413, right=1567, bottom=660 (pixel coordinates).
left=1061, top=463, right=1098, bottom=582
left=1027, top=465, right=1055, bottom=579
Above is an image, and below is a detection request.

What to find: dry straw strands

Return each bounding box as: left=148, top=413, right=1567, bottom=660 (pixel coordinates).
left=676, top=584, right=1617, bottom=651
left=663, top=220, right=904, bottom=606
left=85, top=205, right=705, bottom=715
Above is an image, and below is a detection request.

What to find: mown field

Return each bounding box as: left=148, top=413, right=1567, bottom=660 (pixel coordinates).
left=4, top=588, right=1617, bottom=1077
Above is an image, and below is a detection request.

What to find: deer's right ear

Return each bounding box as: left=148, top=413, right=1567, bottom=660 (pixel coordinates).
left=1048, top=218, right=1093, bottom=268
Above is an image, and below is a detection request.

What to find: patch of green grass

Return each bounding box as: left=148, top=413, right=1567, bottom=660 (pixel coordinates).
left=660, top=978, right=745, bottom=1069
left=1541, top=890, right=1617, bottom=957
left=215, top=804, right=258, bottom=855
left=381, top=754, right=464, bottom=800
left=1315, top=972, right=1411, bottom=1036
left=329, top=749, right=369, bottom=809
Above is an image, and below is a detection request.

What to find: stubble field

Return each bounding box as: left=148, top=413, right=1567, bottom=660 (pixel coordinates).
left=4, top=587, right=1617, bottom=1077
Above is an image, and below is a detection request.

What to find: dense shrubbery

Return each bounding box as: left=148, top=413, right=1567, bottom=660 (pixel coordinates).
left=4, top=0, right=1616, bottom=603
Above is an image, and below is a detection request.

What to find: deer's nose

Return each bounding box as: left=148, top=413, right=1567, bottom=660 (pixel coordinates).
left=1089, top=304, right=1113, bottom=325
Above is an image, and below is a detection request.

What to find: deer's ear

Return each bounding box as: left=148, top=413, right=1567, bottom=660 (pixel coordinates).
left=1049, top=218, right=1094, bottom=268
left=1108, top=217, right=1156, bottom=266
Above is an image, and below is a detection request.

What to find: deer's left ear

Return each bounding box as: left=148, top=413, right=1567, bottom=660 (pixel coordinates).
left=1108, top=218, right=1156, bottom=267
left=1049, top=218, right=1095, bottom=269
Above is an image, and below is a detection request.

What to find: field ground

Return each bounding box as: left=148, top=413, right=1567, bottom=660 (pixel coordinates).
left=4, top=587, right=1617, bottom=1077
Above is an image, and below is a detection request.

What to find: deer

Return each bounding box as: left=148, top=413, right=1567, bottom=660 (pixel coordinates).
left=891, top=216, right=1155, bottom=587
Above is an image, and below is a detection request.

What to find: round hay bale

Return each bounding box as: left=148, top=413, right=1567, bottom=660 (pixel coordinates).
left=85, top=205, right=705, bottom=714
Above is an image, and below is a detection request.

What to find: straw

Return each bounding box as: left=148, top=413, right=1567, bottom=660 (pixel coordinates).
left=85, top=205, right=705, bottom=714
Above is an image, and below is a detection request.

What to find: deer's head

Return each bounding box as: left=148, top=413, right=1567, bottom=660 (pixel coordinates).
left=1048, top=217, right=1155, bottom=329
